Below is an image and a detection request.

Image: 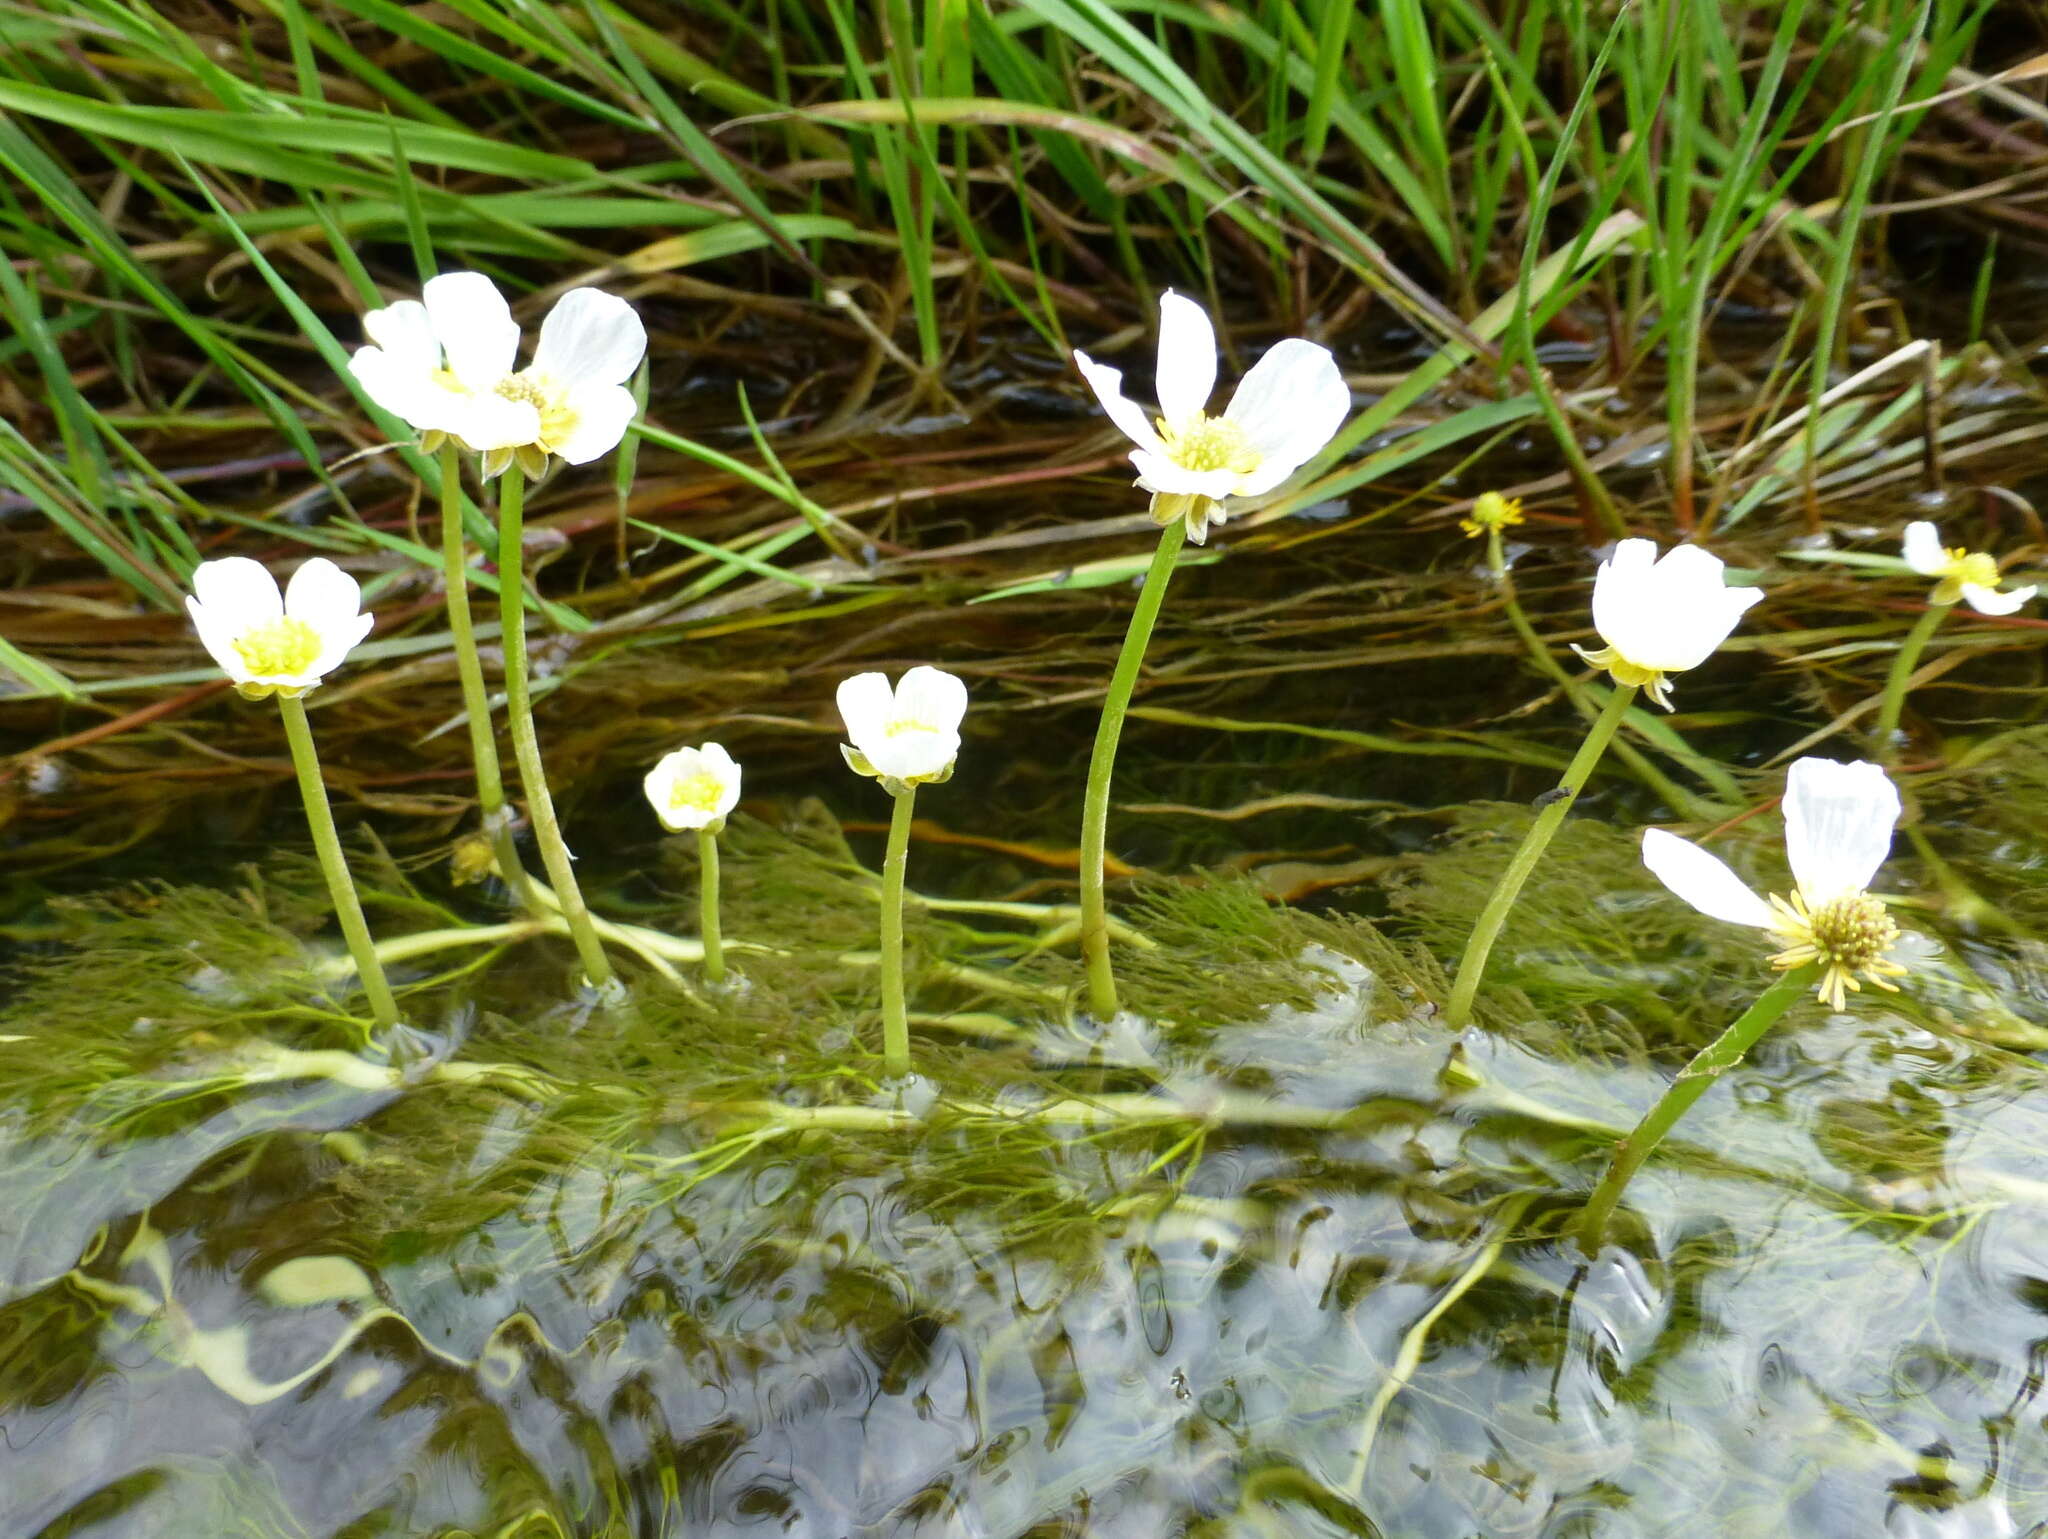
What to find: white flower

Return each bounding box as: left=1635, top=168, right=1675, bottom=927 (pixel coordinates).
left=348, top=272, right=645, bottom=480
left=186, top=556, right=374, bottom=700
left=643, top=743, right=742, bottom=833
left=837, top=666, right=968, bottom=790
left=1572, top=539, right=1764, bottom=710
left=1902, top=521, right=2035, bottom=615
left=1073, top=291, right=1350, bottom=543
left=1641, top=757, right=1910, bottom=1011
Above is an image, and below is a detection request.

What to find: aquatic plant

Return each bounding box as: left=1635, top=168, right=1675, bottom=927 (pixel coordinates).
left=1072, top=290, right=1350, bottom=1022
left=185, top=556, right=395, bottom=1031
left=349, top=271, right=648, bottom=993
left=643, top=743, right=743, bottom=986
left=1875, top=520, right=2040, bottom=763
left=1580, top=756, right=1910, bottom=1245
left=838, top=666, right=969, bottom=1078
left=1443, top=538, right=1764, bottom=1029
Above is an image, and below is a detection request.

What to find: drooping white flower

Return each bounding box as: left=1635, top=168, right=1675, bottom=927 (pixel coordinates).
left=643, top=743, right=742, bottom=833
left=1572, top=538, right=1764, bottom=710
left=1641, top=756, right=1910, bottom=1010
left=1902, top=521, right=2035, bottom=615
left=837, top=666, right=967, bottom=791
left=1073, top=291, right=1351, bottom=543
left=186, top=556, right=374, bottom=700
left=348, top=272, right=645, bottom=480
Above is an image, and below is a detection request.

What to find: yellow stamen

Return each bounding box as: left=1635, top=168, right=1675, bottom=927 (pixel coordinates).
left=667, top=771, right=728, bottom=816
left=1766, top=889, right=1907, bottom=1011
left=233, top=617, right=323, bottom=680
left=1931, top=547, right=2001, bottom=606
left=1460, top=492, right=1526, bottom=539
left=1572, top=644, right=1673, bottom=710
left=1158, top=413, right=1260, bottom=476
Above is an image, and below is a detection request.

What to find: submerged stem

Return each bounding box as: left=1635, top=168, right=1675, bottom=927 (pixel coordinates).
left=1079, top=515, right=1189, bottom=1019
left=1873, top=602, right=1948, bottom=765
left=1576, top=965, right=1817, bottom=1251
left=1443, top=682, right=1636, bottom=1029
left=277, top=694, right=398, bottom=1029
left=496, top=468, right=615, bottom=989
left=879, top=786, right=918, bottom=1077
left=698, top=827, right=724, bottom=985
left=439, top=445, right=530, bottom=905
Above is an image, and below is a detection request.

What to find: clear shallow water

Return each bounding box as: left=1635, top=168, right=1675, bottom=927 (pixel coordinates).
left=5, top=814, right=2048, bottom=1537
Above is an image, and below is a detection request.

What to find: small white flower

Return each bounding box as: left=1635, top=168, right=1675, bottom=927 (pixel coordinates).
left=1572, top=539, right=1764, bottom=710
left=186, top=556, right=374, bottom=700
left=1641, top=757, right=1911, bottom=1011
left=1902, top=520, right=2035, bottom=615
left=643, top=743, right=742, bottom=833
left=348, top=272, right=646, bottom=480
left=1074, top=291, right=1350, bottom=543
left=837, top=666, right=968, bottom=790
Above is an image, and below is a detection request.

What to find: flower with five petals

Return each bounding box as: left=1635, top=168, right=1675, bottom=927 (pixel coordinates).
left=1902, top=520, right=2036, bottom=615
left=1572, top=539, right=1764, bottom=710
left=187, top=556, right=374, bottom=700
left=1073, top=291, right=1351, bottom=543
left=837, top=666, right=968, bottom=793
left=644, top=743, right=743, bottom=834
left=1642, top=756, right=1911, bottom=1011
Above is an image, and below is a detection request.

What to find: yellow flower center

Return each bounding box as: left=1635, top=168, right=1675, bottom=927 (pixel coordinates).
left=232, top=617, right=323, bottom=679
left=1767, top=889, right=1907, bottom=1011
left=1460, top=492, right=1526, bottom=539
left=1930, top=547, right=2002, bottom=605
left=1572, top=644, right=1674, bottom=710
left=667, top=771, right=728, bottom=815
left=1159, top=413, right=1260, bottom=476
left=885, top=718, right=941, bottom=738
left=493, top=371, right=580, bottom=453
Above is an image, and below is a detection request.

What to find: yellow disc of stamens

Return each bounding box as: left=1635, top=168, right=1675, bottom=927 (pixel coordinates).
left=1766, top=889, right=1907, bottom=1010
left=1159, top=413, right=1260, bottom=476
left=668, top=772, right=728, bottom=816
left=233, top=616, right=323, bottom=680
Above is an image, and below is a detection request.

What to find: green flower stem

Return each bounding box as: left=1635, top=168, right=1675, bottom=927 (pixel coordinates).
left=495, top=468, right=615, bottom=990
left=277, top=694, right=399, bottom=1029
left=1576, top=965, right=1817, bottom=1251
left=1443, top=682, right=1636, bottom=1029
left=1079, top=513, right=1189, bottom=1020
left=880, top=785, right=918, bottom=1077
left=438, top=445, right=530, bottom=904
left=698, top=827, right=725, bottom=985
left=1873, top=602, right=1949, bottom=764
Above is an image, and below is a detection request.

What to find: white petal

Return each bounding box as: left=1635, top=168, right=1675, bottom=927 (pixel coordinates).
left=449, top=392, right=542, bottom=452
left=348, top=347, right=451, bottom=431
left=1074, top=352, right=1165, bottom=454
left=190, top=556, right=284, bottom=628
left=863, top=727, right=960, bottom=783
left=1154, top=290, right=1217, bottom=431
left=1588, top=539, right=1660, bottom=655
left=1961, top=581, right=2033, bottom=616
left=1222, top=338, right=1350, bottom=495
left=1782, top=757, right=1900, bottom=905
left=283, top=557, right=364, bottom=641
left=894, top=665, right=968, bottom=735
left=305, top=611, right=375, bottom=684
left=836, top=671, right=895, bottom=746
left=423, top=271, right=519, bottom=390
left=1641, top=828, right=1775, bottom=929
left=531, top=288, right=646, bottom=387
left=1902, top=521, right=1946, bottom=576
left=699, top=742, right=743, bottom=817
left=360, top=300, right=440, bottom=373
left=1130, top=450, right=1243, bottom=502
left=549, top=381, right=638, bottom=465
left=186, top=594, right=253, bottom=683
